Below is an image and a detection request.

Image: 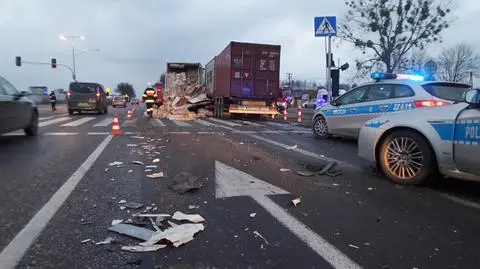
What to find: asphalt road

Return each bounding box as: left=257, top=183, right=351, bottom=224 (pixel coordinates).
left=1, top=103, right=480, bottom=268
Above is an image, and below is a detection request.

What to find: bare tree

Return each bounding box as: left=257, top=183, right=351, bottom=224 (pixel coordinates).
left=398, top=49, right=431, bottom=73
left=437, top=43, right=480, bottom=82
left=340, top=0, right=451, bottom=73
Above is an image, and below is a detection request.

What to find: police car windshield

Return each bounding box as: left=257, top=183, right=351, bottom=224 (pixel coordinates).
left=421, top=82, right=470, bottom=102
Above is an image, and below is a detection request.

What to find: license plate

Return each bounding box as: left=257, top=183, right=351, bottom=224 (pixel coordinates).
left=79, top=103, right=90, bottom=107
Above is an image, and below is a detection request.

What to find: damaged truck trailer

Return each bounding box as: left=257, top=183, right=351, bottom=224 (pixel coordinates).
left=162, top=62, right=210, bottom=120
left=206, top=41, right=281, bottom=119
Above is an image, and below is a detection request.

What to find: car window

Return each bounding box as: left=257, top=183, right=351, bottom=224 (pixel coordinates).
left=337, top=86, right=368, bottom=105
left=421, top=82, right=470, bottom=102
left=364, top=84, right=394, bottom=102
left=0, top=81, right=7, bottom=95
left=70, top=83, right=97, bottom=93
left=394, top=85, right=415, bottom=98
left=0, top=77, right=19, bottom=96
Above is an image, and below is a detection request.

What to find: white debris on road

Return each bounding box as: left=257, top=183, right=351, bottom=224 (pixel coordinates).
left=279, top=168, right=290, bottom=172
left=172, top=211, right=205, bottom=223
left=152, top=158, right=160, bottom=163
left=109, top=161, right=123, bottom=166
left=141, top=223, right=205, bottom=248
left=96, top=237, right=114, bottom=245
left=121, top=245, right=167, bottom=252
left=132, top=161, right=144, bottom=165
left=284, top=144, right=298, bottom=150
left=253, top=231, right=269, bottom=245
left=81, top=239, right=92, bottom=244
left=147, top=172, right=164, bottom=179
left=145, top=165, right=158, bottom=168
left=111, top=219, right=124, bottom=225
left=118, top=200, right=127, bottom=204
left=249, top=213, right=257, bottom=218
left=292, top=198, right=301, bottom=206
left=348, top=244, right=360, bottom=249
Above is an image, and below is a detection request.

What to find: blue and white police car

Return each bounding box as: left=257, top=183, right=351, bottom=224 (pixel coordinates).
left=358, top=89, right=480, bottom=185
left=312, top=73, right=471, bottom=139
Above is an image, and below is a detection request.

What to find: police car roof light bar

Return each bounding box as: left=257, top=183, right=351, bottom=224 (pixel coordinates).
left=371, top=72, right=397, bottom=80
left=371, top=72, right=424, bottom=81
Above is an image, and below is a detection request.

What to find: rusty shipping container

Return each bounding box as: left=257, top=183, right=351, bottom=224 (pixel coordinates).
left=211, top=42, right=281, bottom=101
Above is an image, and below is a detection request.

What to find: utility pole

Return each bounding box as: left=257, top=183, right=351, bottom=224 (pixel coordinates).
left=286, top=73, right=293, bottom=87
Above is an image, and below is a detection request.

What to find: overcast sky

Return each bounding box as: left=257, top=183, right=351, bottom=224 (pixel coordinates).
left=1, top=0, right=478, bottom=96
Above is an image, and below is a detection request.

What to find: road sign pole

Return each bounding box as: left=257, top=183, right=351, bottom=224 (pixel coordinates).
left=315, top=16, right=336, bottom=100
left=326, top=36, right=332, bottom=94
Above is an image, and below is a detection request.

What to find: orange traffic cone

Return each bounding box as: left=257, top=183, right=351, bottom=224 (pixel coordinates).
left=127, top=110, right=133, bottom=120
left=111, top=114, right=121, bottom=135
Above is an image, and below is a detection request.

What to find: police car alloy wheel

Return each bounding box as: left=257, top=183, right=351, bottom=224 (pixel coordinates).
left=379, top=130, right=436, bottom=185
left=313, top=116, right=330, bottom=138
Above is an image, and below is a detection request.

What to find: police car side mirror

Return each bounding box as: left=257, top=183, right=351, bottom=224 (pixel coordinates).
left=330, top=99, right=338, bottom=106
left=465, top=89, right=480, bottom=105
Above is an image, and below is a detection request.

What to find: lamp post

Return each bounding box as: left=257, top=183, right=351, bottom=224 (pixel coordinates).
left=59, top=34, right=85, bottom=81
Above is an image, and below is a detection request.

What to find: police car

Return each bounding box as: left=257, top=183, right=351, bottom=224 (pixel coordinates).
left=312, top=73, right=471, bottom=139
left=358, top=88, right=480, bottom=185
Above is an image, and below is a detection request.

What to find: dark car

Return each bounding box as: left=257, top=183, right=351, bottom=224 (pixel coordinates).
left=0, top=76, right=38, bottom=136
left=67, top=82, right=108, bottom=115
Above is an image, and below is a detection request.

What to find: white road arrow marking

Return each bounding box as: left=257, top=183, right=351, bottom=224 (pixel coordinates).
left=215, top=161, right=362, bottom=269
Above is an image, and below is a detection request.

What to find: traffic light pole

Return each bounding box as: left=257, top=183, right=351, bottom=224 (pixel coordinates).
left=325, top=36, right=332, bottom=97
left=21, top=61, right=76, bottom=81
left=72, top=46, right=77, bottom=81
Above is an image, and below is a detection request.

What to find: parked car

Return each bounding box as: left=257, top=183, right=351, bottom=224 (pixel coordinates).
left=302, top=100, right=317, bottom=108
left=67, top=82, right=108, bottom=115
left=312, top=73, right=471, bottom=139
left=131, top=98, right=140, bottom=105
left=112, top=96, right=127, bottom=107
left=358, top=88, right=480, bottom=185
left=0, top=76, right=38, bottom=136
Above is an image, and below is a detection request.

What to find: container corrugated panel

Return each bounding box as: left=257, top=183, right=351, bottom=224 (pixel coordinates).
left=213, top=42, right=281, bottom=100
left=205, top=57, right=215, bottom=98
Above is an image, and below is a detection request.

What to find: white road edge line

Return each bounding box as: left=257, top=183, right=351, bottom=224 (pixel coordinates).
left=439, top=193, right=480, bottom=211
left=88, top=132, right=110, bottom=135
left=38, top=117, right=71, bottom=128
left=43, top=132, right=79, bottom=136
left=169, top=131, right=191, bottom=134
left=39, top=114, right=68, bottom=121
left=249, top=134, right=360, bottom=170
left=0, top=135, right=114, bottom=269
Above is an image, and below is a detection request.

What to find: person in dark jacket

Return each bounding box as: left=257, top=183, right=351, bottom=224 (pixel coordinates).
left=49, top=90, right=57, bottom=111
left=142, top=87, right=157, bottom=116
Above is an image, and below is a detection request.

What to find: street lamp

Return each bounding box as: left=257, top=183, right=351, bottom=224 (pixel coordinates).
left=59, top=34, right=86, bottom=81
left=75, top=48, right=100, bottom=55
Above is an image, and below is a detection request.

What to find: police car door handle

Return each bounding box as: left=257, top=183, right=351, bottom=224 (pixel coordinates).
left=379, top=105, right=389, bottom=110
left=348, top=108, right=357, bottom=112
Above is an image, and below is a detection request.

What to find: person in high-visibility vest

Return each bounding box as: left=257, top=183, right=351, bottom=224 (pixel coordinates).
left=142, top=87, right=157, bottom=116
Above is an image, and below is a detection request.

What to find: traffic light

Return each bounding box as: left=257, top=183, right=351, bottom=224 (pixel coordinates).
left=15, top=56, right=21, bottom=67
left=331, top=69, right=340, bottom=97
left=106, top=87, right=111, bottom=96
left=51, top=58, right=57, bottom=68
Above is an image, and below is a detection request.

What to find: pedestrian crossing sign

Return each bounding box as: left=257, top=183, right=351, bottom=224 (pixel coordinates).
left=314, top=16, right=337, bottom=37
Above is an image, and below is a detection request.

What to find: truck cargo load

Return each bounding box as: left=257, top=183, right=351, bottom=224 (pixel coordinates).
left=154, top=62, right=212, bottom=120
left=209, top=41, right=281, bottom=118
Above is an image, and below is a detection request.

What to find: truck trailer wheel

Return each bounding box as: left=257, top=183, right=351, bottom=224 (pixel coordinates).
left=214, top=97, right=219, bottom=118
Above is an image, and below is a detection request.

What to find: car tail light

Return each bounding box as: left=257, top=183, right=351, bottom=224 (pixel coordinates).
left=67, top=91, right=71, bottom=98
left=414, top=100, right=450, bottom=108
left=96, top=92, right=100, bottom=100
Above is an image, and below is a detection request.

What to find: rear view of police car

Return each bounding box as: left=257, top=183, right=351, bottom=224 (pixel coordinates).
left=358, top=89, right=480, bottom=185
left=312, top=73, right=471, bottom=139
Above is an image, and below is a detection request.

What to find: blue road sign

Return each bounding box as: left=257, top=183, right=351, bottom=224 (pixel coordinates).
left=314, top=16, right=337, bottom=37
